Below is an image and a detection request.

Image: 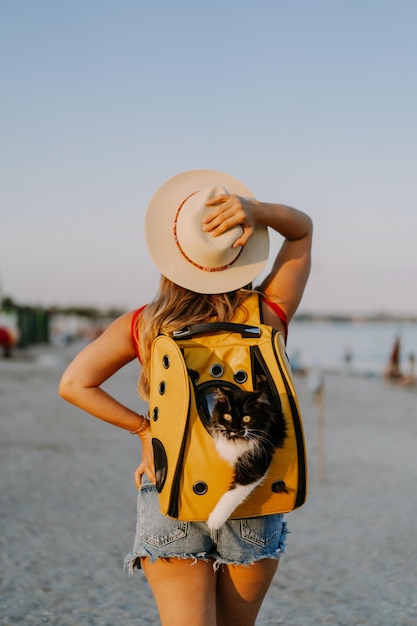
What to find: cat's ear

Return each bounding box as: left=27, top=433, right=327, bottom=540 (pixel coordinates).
left=213, top=387, right=227, bottom=402
left=255, top=390, right=271, bottom=405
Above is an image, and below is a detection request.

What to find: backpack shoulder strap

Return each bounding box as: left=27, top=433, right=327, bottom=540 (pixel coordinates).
left=233, top=291, right=263, bottom=325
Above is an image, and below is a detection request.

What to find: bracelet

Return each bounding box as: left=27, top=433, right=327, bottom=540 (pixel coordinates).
left=129, top=416, right=149, bottom=435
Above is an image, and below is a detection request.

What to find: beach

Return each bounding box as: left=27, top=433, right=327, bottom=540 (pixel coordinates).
left=1, top=341, right=417, bottom=626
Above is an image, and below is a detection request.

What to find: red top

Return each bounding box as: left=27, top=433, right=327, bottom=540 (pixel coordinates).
left=262, top=298, right=288, bottom=341
left=130, top=298, right=288, bottom=362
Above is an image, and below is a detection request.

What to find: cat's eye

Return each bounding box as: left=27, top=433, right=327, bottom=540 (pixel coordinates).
left=243, top=415, right=251, bottom=423
left=224, top=413, right=232, bottom=422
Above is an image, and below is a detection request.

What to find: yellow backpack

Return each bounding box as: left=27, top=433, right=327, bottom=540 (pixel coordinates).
left=149, top=292, right=307, bottom=522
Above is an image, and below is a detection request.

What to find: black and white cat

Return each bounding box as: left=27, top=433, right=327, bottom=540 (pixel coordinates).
left=205, top=386, right=286, bottom=530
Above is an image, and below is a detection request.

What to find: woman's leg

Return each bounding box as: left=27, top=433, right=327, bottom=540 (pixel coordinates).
left=141, top=557, right=217, bottom=626
left=216, top=558, right=279, bottom=626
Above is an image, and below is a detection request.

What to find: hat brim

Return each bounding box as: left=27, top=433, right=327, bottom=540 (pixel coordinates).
left=145, top=169, right=269, bottom=294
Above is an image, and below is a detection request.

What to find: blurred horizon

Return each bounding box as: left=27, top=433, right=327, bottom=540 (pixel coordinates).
left=1, top=292, right=416, bottom=322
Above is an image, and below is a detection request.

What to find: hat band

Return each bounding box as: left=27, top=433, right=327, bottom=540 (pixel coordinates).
left=173, top=194, right=243, bottom=273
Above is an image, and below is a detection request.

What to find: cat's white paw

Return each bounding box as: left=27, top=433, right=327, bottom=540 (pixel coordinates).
left=207, top=508, right=228, bottom=531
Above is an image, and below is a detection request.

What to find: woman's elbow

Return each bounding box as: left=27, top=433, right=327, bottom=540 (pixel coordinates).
left=304, top=214, right=313, bottom=239
left=58, top=372, right=79, bottom=403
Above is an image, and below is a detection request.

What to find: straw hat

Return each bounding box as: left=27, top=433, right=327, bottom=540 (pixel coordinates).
left=145, top=170, right=269, bottom=294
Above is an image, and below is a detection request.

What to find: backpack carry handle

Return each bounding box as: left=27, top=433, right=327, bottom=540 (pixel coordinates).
left=173, top=322, right=261, bottom=340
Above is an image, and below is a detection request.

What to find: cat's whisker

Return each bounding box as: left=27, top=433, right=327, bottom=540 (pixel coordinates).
left=245, top=431, right=271, bottom=446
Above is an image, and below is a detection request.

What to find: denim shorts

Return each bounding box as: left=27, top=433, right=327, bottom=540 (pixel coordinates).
left=124, top=478, right=288, bottom=573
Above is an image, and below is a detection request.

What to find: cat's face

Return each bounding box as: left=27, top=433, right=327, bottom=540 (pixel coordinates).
left=209, top=387, right=272, bottom=440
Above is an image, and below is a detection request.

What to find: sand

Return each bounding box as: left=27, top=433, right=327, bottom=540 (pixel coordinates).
left=1, top=340, right=417, bottom=625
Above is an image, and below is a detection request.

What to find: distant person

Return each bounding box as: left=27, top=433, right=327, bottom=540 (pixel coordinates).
left=59, top=170, right=313, bottom=625
left=344, top=346, right=353, bottom=368
left=384, top=336, right=403, bottom=380
left=401, top=352, right=416, bottom=388
left=0, top=326, right=17, bottom=357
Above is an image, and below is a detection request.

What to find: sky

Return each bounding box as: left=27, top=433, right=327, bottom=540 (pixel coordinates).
left=1, top=0, right=417, bottom=315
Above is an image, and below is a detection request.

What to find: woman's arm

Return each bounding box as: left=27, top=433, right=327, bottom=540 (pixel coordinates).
left=59, top=312, right=155, bottom=484
left=204, top=195, right=313, bottom=322
left=255, top=201, right=312, bottom=321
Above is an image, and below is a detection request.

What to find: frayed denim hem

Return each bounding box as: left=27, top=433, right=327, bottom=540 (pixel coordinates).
left=212, top=553, right=279, bottom=572
left=124, top=551, right=211, bottom=576
left=124, top=521, right=288, bottom=575
left=213, top=522, right=289, bottom=572
left=124, top=550, right=284, bottom=576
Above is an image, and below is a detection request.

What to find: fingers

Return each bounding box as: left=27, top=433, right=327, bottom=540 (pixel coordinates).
left=203, top=194, right=255, bottom=248
left=203, top=195, right=235, bottom=228
left=233, top=226, right=254, bottom=248
left=134, top=465, right=142, bottom=489
left=134, top=464, right=156, bottom=489
left=205, top=194, right=230, bottom=207
left=203, top=195, right=246, bottom=234
left=203, top=212, right=242, bottom=237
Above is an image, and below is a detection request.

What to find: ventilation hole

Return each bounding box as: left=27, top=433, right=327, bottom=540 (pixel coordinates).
left=162, top=354, right=170, bottom=369
left=152, top=407, right=159, bottom=421
left=159, top=381, right=166, bottom=395
left=210, top=364, right=224, bottom=378
left=193, top=481, right=208, bottom=495
left=234, top=370, right=248, bottom=384
left=271, top=480, right=287, bottom=493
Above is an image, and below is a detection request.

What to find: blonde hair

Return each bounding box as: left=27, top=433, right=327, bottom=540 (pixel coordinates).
left=135, top=276, right=252, bottom=400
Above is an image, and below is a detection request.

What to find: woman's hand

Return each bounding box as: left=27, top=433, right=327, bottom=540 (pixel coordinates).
left=203, top=194, right=259, bottom=248
left=205, top=192, right=313, bottom=323
left=133, top=431, right=156, bottom=488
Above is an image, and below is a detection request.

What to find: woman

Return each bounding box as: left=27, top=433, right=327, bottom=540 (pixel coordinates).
left=59, top=170, right=312, bottom=626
